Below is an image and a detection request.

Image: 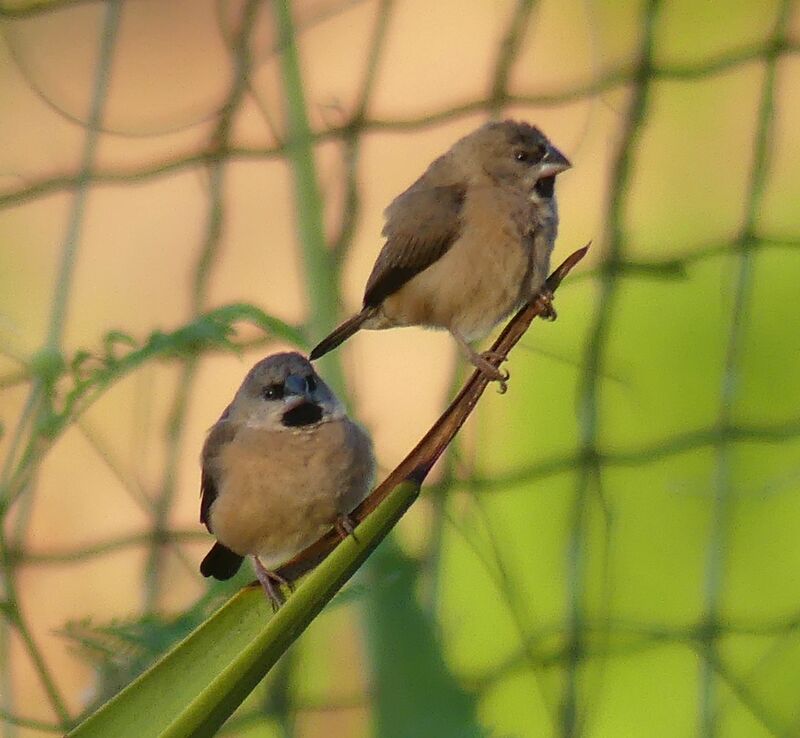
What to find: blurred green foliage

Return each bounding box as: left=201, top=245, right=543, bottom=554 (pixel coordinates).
left=1, top=0, right=800, bottom=736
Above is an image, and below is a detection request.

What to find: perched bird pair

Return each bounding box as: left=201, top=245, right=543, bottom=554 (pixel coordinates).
left=200, top=120, right=571, bottom=606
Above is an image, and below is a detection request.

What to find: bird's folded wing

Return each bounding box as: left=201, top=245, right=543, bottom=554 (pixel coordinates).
left=363, top=183, right=466, bottom=307
left=200, top=415, right=237, bottom=531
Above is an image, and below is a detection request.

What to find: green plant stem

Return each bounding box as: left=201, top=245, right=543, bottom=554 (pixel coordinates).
left=143, top=0, right=261, bottom=611
left=45, top=3, right=119, bottom=351
left=0, top=707, right=62, bottom=734
left=700, top=3, right=790, bottom=736
left=7, top=599, right=71, bottom=724
left=272, top=0, right=346, bottom=395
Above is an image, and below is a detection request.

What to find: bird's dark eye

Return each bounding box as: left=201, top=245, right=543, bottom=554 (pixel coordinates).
left=262, top=383, right=284, bottom=400
left=306, top=375, right=317, bottom=392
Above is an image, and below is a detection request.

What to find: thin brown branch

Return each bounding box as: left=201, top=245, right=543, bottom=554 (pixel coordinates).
left=277, top=243, right=590, bottom=582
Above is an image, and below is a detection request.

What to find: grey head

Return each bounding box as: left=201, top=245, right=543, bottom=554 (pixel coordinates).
left=228, top=352, right=343, bottom=430
left=451, top=119, right=571, bottom=200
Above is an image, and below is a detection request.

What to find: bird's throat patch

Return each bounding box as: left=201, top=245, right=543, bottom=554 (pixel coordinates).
left=281, top=401, right=324, bottom=427
left=535, top=175, right=555, bottom=199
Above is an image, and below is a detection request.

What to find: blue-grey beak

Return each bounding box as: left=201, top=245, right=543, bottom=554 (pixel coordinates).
left=284, top=374, right=311, bottom=400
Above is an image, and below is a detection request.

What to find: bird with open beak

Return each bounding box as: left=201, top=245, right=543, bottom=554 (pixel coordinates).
left=310, top=119, right=571, bottom=391
left=199, top=352, right=374, bottom=607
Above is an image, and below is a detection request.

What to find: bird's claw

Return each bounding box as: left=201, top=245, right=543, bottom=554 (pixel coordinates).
left=335, top=513, right=359, bottom=543
left=254, top=557, right=289, bottom=611
left=476, top=352, right=509, bottom=393
left=533, top=289, right=557, bottom=321
left=480, top=350, right=508, bottom=364
left=495, top=368, right=510, bottom=394
left=453, top=330, right=511, bottom=393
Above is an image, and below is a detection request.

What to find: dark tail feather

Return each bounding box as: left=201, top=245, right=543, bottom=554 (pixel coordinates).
left=309, top=310, right=371, bottom=360
left=200, top=542, right=244, bottom=580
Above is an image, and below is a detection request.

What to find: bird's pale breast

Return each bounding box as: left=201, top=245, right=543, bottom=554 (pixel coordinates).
left=376, top=183, right=552, bottom=341
left=208, top=418, right=373, bottom=568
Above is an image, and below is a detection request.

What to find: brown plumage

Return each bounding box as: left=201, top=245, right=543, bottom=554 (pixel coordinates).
left=199, top=352, right=374, bottom=606
left=310, top=120, right=571, bottom=388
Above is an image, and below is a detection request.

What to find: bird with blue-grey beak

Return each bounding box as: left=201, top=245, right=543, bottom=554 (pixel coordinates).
left=199, top=352, right=374, bottom=607
left=309, top=120, right=571, bottom=391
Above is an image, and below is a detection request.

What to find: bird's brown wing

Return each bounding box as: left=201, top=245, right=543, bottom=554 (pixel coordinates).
left=199, top=407, right=237, bottom=532
left=363, top=183, right=466, bottom=308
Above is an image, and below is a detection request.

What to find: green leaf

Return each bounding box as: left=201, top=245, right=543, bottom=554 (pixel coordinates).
left=203, top=303, right=307, bottom=349
left=68, top=480, right=419, bottom=738
left=102, top=331, right=137, bottom=362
